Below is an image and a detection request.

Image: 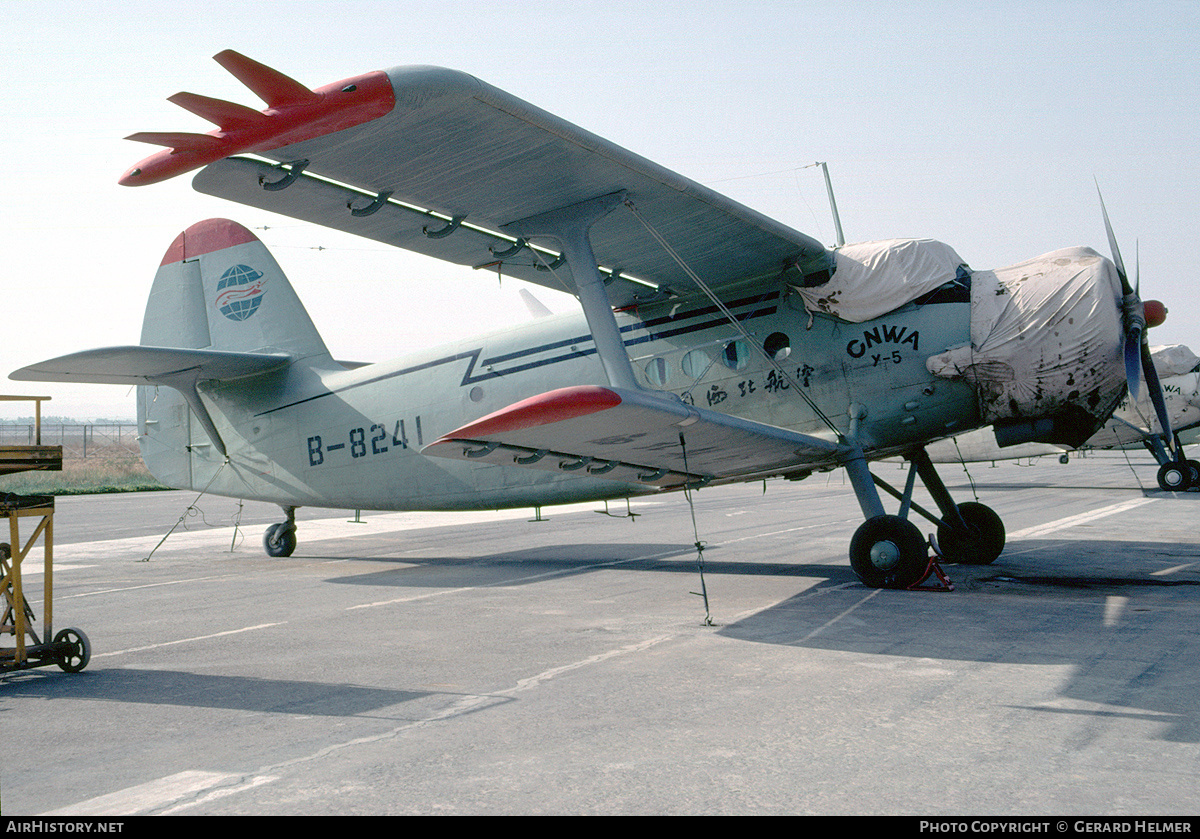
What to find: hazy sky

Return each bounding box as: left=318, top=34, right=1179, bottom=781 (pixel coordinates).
left=3, top=0, right=1197, bottom=418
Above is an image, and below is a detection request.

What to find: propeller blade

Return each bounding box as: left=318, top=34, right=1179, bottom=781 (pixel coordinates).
left=1126, top=334, right=1143, bottom=402
left=1096, top=187, right=1179, bottom=459
left=1097, top=182, right=1150, bottom=404
left=1097, top=182, right=1132, bottom=295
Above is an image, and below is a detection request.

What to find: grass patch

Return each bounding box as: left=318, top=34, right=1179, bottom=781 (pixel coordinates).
left=0, top=457, right=170, bottom=495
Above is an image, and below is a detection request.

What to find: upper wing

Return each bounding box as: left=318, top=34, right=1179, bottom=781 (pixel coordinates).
left=422, top=385, right=842, bottom=488
left=124, top=53, right=833, bottom=308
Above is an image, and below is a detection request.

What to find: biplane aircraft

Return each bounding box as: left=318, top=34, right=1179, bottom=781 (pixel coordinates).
left=924, top=344, right=1200, bottom=491
left=9, top=51, right=1184, bottom=589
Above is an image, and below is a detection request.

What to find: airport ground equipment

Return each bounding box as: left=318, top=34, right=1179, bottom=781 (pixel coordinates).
left=0, top=396, right=88, bottom=675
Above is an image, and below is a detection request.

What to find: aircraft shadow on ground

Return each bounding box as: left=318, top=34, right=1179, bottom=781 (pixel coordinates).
left=318, top=542, right=863, bottom=589
left=0, top=667, right=453, bottom=718
left=720, top=537, right=1200, bottom=742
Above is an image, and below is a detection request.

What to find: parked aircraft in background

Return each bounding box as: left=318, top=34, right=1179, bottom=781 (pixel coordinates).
left=9, top=51, right=1183, bottom=588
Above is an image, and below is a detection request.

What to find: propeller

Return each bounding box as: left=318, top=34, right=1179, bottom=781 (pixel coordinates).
left=1097, top=185, right=1176, bottom=457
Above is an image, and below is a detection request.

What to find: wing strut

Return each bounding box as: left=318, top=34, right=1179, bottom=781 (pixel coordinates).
left=622, top=196, right=891, bottom=523
left=503, top=191, right=639, bottom=391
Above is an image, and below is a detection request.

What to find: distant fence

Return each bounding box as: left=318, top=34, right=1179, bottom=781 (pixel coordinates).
left=0, top=424, right=140, bottom=458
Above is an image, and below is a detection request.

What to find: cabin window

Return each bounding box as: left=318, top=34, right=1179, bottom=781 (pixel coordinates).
left=722, top=339, right=750, bottom=371
left=764, top=332, right=791, bottom=361
left=681, top=349, right=712, bottom=379
left=645, top=357, right=670, bottom=386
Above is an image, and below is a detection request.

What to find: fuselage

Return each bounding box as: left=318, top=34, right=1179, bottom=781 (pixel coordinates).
left=138, top=277, right=979, bottom=511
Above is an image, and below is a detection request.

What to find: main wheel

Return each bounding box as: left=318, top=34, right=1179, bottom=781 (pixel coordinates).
left=849, top=515, right=928, bottom=589
left=54, top=627, right=91, bottom=673
left=937, top=502, right=1006, bottom=565
left=1187, top=460, right=1200, bottom=490
left=263, top=523, right=297, bottom=557
left=1157, top=461, right=1191, bottom=492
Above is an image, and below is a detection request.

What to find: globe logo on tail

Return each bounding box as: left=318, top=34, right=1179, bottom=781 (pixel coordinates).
left=215, top=264, right=267, bottom=321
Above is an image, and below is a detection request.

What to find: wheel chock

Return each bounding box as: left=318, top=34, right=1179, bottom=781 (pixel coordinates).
left=907, top=536, right=955, bottom=592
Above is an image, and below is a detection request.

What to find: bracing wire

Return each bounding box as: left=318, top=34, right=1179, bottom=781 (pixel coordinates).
left=141, top=459, right=230, bottom=562
left=623, top=199, right=845, bottom=440
left=679, top=433, right=714, bottom=627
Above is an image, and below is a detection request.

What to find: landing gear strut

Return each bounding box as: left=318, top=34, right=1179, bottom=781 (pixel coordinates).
left=845, top=446, right=1006, bottom=588
left=264, top=506, right=297, bottom=557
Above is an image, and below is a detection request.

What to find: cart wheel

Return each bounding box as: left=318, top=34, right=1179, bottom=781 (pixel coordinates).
left=54, top=627, right=91, bottom=673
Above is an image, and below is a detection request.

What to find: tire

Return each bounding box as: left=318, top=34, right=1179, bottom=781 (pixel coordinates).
left=54, top=627, right=91, bottom=673
left=849, top=515, right=928, bottom=589
left=937, top=502, right=1006, bottom=565
left=1157, top=462, right=1191, bottom=492
left=264, top=523, right=297, bottom=557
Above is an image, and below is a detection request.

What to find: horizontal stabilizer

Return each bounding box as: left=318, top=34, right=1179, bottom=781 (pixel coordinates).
left=9, top=346, right=291, bottom=386
left=423, top=386, right=841, bottom=488
left=10, top=346, right=292, bottom=459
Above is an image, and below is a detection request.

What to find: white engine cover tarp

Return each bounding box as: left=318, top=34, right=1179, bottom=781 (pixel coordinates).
left=925, top=246, right=1124, bottom=423
left=791, top=238, right=966, bottom=323
left=1150, top=344, right=1200, bottom=377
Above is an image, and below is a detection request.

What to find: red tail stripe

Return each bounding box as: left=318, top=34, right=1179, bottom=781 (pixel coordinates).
left=160, top=219, right=260, bottom=266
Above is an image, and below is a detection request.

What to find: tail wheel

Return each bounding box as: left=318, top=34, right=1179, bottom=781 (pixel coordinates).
left=937, top=502, right=1006, bottom=565
left=849, top=515, right=928, bottom=589
left=1157, top=462, right=1191, bottom=492
left=264, top=523, right=297, bottom=557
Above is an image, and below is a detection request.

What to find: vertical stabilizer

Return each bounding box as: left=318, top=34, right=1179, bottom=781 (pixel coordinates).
left=142, top=218, right=332, bottom=362
left=136, top=218, right=333, bottom=487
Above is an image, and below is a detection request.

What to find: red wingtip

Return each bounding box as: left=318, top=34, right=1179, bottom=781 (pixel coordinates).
left=119, top=52, right=395, bottom=186
left=434, top=386, right=624, bottom=442
left=125, top=131, right=225, bottom=152
left=167, top=91, right=267, bottom=131
left=213, top=49, right=319, bottom=108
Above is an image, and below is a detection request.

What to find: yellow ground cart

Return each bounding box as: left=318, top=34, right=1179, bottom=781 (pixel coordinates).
left=0, top=396, right=89, bottom=674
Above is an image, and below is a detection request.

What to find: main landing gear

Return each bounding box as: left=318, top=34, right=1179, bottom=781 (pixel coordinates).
left=264, top=506, right=297, bottom=557
left=844, top=447, right=1006, bottom=589
left=1143, top=433, right=1200, bottom=492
